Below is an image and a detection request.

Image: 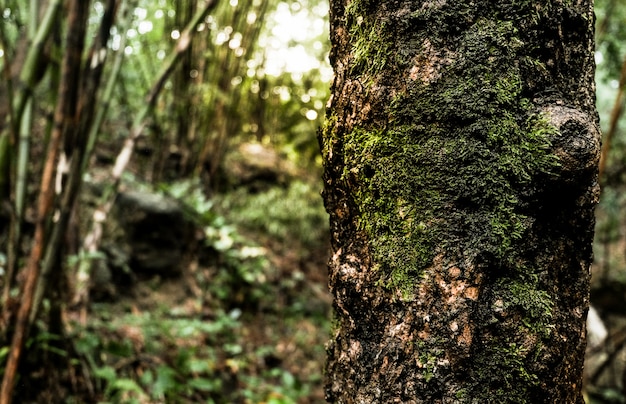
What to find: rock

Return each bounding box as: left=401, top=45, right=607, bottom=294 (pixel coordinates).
left=587, top=305, right=608, bottom=350
left=107, top=189, right=195, bottom=277
left=222, top=143, right=294, bottom=192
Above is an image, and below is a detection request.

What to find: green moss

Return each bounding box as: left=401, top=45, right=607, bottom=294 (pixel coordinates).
left=341, top=17, right=560, bottom=299
left=345, top=0, right=399, bottom=81
left=319, top=114, right=337, bottom=162
left=350, top=19, right=393, bottom=78
left=472, top=343, right=542, bottom=403
left=413, top=340, right=445, bottom=384
left=496, top=279, right=554, bottom=336
left=343, top=126, right=440, bottom=297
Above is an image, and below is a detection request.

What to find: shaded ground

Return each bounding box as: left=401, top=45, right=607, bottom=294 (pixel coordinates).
left=5, top=141, right=332, bottom=403
left=79, top=248, right=331, bottom=404
left=67, top=179, right=332, bottom=403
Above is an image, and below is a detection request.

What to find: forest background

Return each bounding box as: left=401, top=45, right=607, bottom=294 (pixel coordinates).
left=0, top=0, right=625, bottom=402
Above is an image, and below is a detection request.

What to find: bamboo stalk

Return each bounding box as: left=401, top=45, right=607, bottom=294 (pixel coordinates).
left=12, top=0, right=63, bottom=122
left=8, top=0, right=39, bottom=302
left=82, top=0, right=134, bottom=173
left=1, top=0, right=62, bottom=311
left=33, top=0, right=124, bottom=325
left=0, top=0, right=18, bottom=314
left=0, top=0, right=90, bottom=401
left=72, top=0, right=133, bottom=312
left=195, top=0, right=270, bottom=185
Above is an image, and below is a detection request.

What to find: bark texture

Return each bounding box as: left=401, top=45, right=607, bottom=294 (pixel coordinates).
left=319, top=1, right=599, bottom=403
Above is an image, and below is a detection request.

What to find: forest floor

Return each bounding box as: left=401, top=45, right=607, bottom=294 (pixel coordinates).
left=10, top=143, right=333, bottom=403
left=68, top=180, right=333, bottom=403
left=74, top=240, right=331, bottom=403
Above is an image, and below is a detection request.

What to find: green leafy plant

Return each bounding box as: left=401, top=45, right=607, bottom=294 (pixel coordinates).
left=221, top=180, right=328, bottom=250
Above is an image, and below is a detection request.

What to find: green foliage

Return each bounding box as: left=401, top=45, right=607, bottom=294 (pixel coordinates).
left=596, top=0, right=626, bottom=78
left=74, top=309, right=238, bottom=401
left=241, top=368, right=308, bottom=404
left=158, top=179, right=271, bottom=303
left=0, top=345, right=8, bottom=375
left=592, top=7, right=626, bottom=402
left=160, top=179, right=216, bottom=223
left=62, top=176, right=328, bottom=402
left=221, top=181, right=328, bottom=250
left=0, top=0, right=332, bottom=401
left=73, top=305, right=317, bottom=403
left=263, top=71, right=330, bottom=166
left=94, top=365, right=149, bottom=404
left=596, top=0, right=626, bottom=178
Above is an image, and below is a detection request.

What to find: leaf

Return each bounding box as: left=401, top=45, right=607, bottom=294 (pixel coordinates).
left=94, top=366, right=117, bottom=382
left=187, top=358, right=212, bottom=374
left=0, top=346, right=9, bottom=361
left=74, top=332, right=100, bottom=355
left=111, top=378, right=146, bottom=395
left=281, top=371, right=296, bottom=388
left=152, top=365, right=178, bottom=398
left=188, top=377, right=220, bottom=392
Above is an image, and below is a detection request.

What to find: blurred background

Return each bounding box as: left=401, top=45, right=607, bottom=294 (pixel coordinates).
left=0, top=0, right=624, bottom=402
left=0, top=1, right=331, bottom=402
left=587, top=0, right=626, bottom=402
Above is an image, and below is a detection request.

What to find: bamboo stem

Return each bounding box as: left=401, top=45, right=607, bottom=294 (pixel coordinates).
left=0, top=0, right=89, bottom=401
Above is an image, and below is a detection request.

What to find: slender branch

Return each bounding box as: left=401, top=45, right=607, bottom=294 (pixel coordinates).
left=73, top=0, right=134, bottom=311
left=111, top=0, right=218, bottom=181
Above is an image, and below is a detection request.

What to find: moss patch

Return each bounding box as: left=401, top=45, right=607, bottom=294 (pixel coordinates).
left=345, top=0, right=399, bottom=81
left=471, top=342, right=542, bottom=402
left=341, top=17, right=560, bottom=297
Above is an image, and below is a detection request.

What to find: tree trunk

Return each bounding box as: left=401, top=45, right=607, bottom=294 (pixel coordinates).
left=319, top=1, right=599, bottom=403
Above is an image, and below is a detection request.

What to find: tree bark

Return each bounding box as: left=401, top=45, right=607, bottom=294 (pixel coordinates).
left=320, top=1, right=599, bottom=403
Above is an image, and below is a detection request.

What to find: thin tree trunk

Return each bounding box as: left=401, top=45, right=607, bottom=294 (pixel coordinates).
left=321, top=1, right=599, bottom=403
left=598, top=54, right=626, bottom=182
left=31, top=0, right=122, bottom=325
left=82, top=0, right=134, bottom=173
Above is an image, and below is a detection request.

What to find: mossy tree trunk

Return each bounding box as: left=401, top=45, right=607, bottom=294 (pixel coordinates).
left=319, top=1, right=600, bottom=403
